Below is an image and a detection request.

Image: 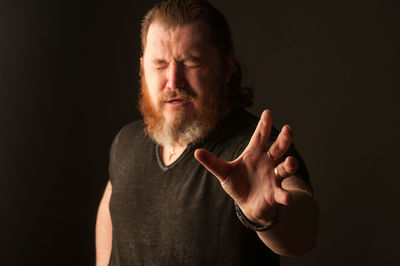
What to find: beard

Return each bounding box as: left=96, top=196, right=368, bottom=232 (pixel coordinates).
left=138, top=73, right=226, bottom=147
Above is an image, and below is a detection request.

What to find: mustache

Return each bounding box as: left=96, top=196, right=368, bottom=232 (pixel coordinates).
left=159, top=89, right=196, bottom=102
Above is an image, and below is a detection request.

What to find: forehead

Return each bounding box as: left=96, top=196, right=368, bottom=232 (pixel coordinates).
left=143, top=21, right=214, bottom=58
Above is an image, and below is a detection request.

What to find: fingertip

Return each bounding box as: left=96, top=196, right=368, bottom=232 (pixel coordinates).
left=284, top=193, right=292, bottom=206
left=276, top=189, right=292, bottom=206
left=286, top=156, right=298, bottom=166
left=194, top=149, right=219, bottom=167
left=260, top=110, right=272, bottom=129
left=262, top=109, right=272, bottom=118
left=194, top=149, right=200, bottom=160
left=194, top=148, right=207, bottom=161
left=282, top=124, right=293, bottom=137
left=285, top=156, right=299, bottom=174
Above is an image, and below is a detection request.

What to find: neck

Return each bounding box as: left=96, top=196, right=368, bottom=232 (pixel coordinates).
left=159, top=105, right=234, bottom=166
left=160, top=142, right=187, bottom=166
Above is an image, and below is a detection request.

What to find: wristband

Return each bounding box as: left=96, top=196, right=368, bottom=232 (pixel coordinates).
left=234, top=201, right=282, bottom=231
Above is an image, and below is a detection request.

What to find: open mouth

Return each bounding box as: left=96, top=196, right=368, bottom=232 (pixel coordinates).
left=168, top=99, right=183, bottom=103
left=166, top=97, right=186, bottom=104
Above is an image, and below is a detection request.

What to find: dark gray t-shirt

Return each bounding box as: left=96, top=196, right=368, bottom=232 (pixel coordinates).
left=108, top=108, right=310, bottom=266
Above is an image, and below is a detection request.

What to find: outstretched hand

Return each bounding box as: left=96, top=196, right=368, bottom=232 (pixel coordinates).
left=194, top=110, right=299, bottom=226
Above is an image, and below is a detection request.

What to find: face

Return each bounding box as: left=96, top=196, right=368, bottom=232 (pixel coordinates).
left=140, top=21, right=233, bottom=146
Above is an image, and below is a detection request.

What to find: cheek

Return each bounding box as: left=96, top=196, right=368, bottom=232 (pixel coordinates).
left=195, top=70, right=223, bottom=97
left=187, top=71, right=215, bottom=96
left=144, top=69, right=165, bottom=101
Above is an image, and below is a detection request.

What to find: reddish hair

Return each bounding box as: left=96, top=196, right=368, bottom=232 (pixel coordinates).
left=140, top=0, right=253, bottom=107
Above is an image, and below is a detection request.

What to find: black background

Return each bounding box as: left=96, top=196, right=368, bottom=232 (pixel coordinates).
left=1, top=0, right=399, bottom=265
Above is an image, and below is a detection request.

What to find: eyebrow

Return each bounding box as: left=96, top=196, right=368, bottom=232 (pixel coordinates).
left=151, top=55, right=202, bottom=65
left=151, top=59, right=168, bottom=65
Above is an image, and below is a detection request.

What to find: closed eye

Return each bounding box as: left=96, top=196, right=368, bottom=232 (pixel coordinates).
left=185, top=63, right=201, bottom=69
left=155, top=64, right=168, bottom=69
left=183, top=55, right=202, bottom=69
left=151, top=59, right=168, bottom=70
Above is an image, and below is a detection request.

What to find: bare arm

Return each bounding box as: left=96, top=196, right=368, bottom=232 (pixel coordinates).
left=95, top=181, right=112, bottom=266
left=255, top=176, right=319, bottom=255
left=195, top=110, right=319, bottom=256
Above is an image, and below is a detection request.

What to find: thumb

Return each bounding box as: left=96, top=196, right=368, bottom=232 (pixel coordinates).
left=194, top=149, right=231, bottom=182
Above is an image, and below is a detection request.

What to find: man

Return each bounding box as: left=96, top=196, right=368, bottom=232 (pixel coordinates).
left=96, top=0, right=318, bottom=265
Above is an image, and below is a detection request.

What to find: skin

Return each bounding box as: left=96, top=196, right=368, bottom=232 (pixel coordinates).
left=140, top=21, right=235, bottom=165
left=142, top=21, right=232, bottom=122
left=95, top=181, right=112, bottom=266
left=95, top=21, right=318, bottom=265
left=195, top=110, right=319, bottom=255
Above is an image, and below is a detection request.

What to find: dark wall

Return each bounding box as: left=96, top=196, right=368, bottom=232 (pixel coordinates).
left=1, top=0, right=158, bottom=264
left=1, top=0, right=398, bottom=265
left=212, top=1, right=399, bottom=265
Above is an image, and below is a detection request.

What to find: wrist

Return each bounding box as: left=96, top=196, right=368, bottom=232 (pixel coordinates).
left=234, top=201, right=283, bottom=231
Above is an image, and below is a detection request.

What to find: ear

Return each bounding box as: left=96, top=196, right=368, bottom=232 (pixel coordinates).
left=224, top=51, right=236, bottom=83
left=139, top=57, right=145, bottom=78
left=140, top=57, right=145, bottom=75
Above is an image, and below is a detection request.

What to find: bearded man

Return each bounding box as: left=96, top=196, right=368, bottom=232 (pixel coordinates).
left=95, top=0, right=319, bottom=265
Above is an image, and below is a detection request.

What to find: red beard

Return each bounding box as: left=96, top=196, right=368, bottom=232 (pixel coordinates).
left=138, top=71, right=226, bottom=146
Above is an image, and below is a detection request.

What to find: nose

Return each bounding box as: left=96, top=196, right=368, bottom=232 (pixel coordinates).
left=166, top=61, right=185, bottom=90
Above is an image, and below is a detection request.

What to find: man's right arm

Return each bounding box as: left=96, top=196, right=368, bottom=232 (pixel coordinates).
left=95, top=181, right=112, bottom=266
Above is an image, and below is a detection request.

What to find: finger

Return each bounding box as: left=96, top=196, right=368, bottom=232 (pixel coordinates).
left=268, top=125, right=292, bottom=161
left=274, top=156, right=298, bottom=179
left=246, top=110, right=272, bottom=153
left=274, top=187, right=292, bottom=206
left=194, top=149, right=231, bottom=182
